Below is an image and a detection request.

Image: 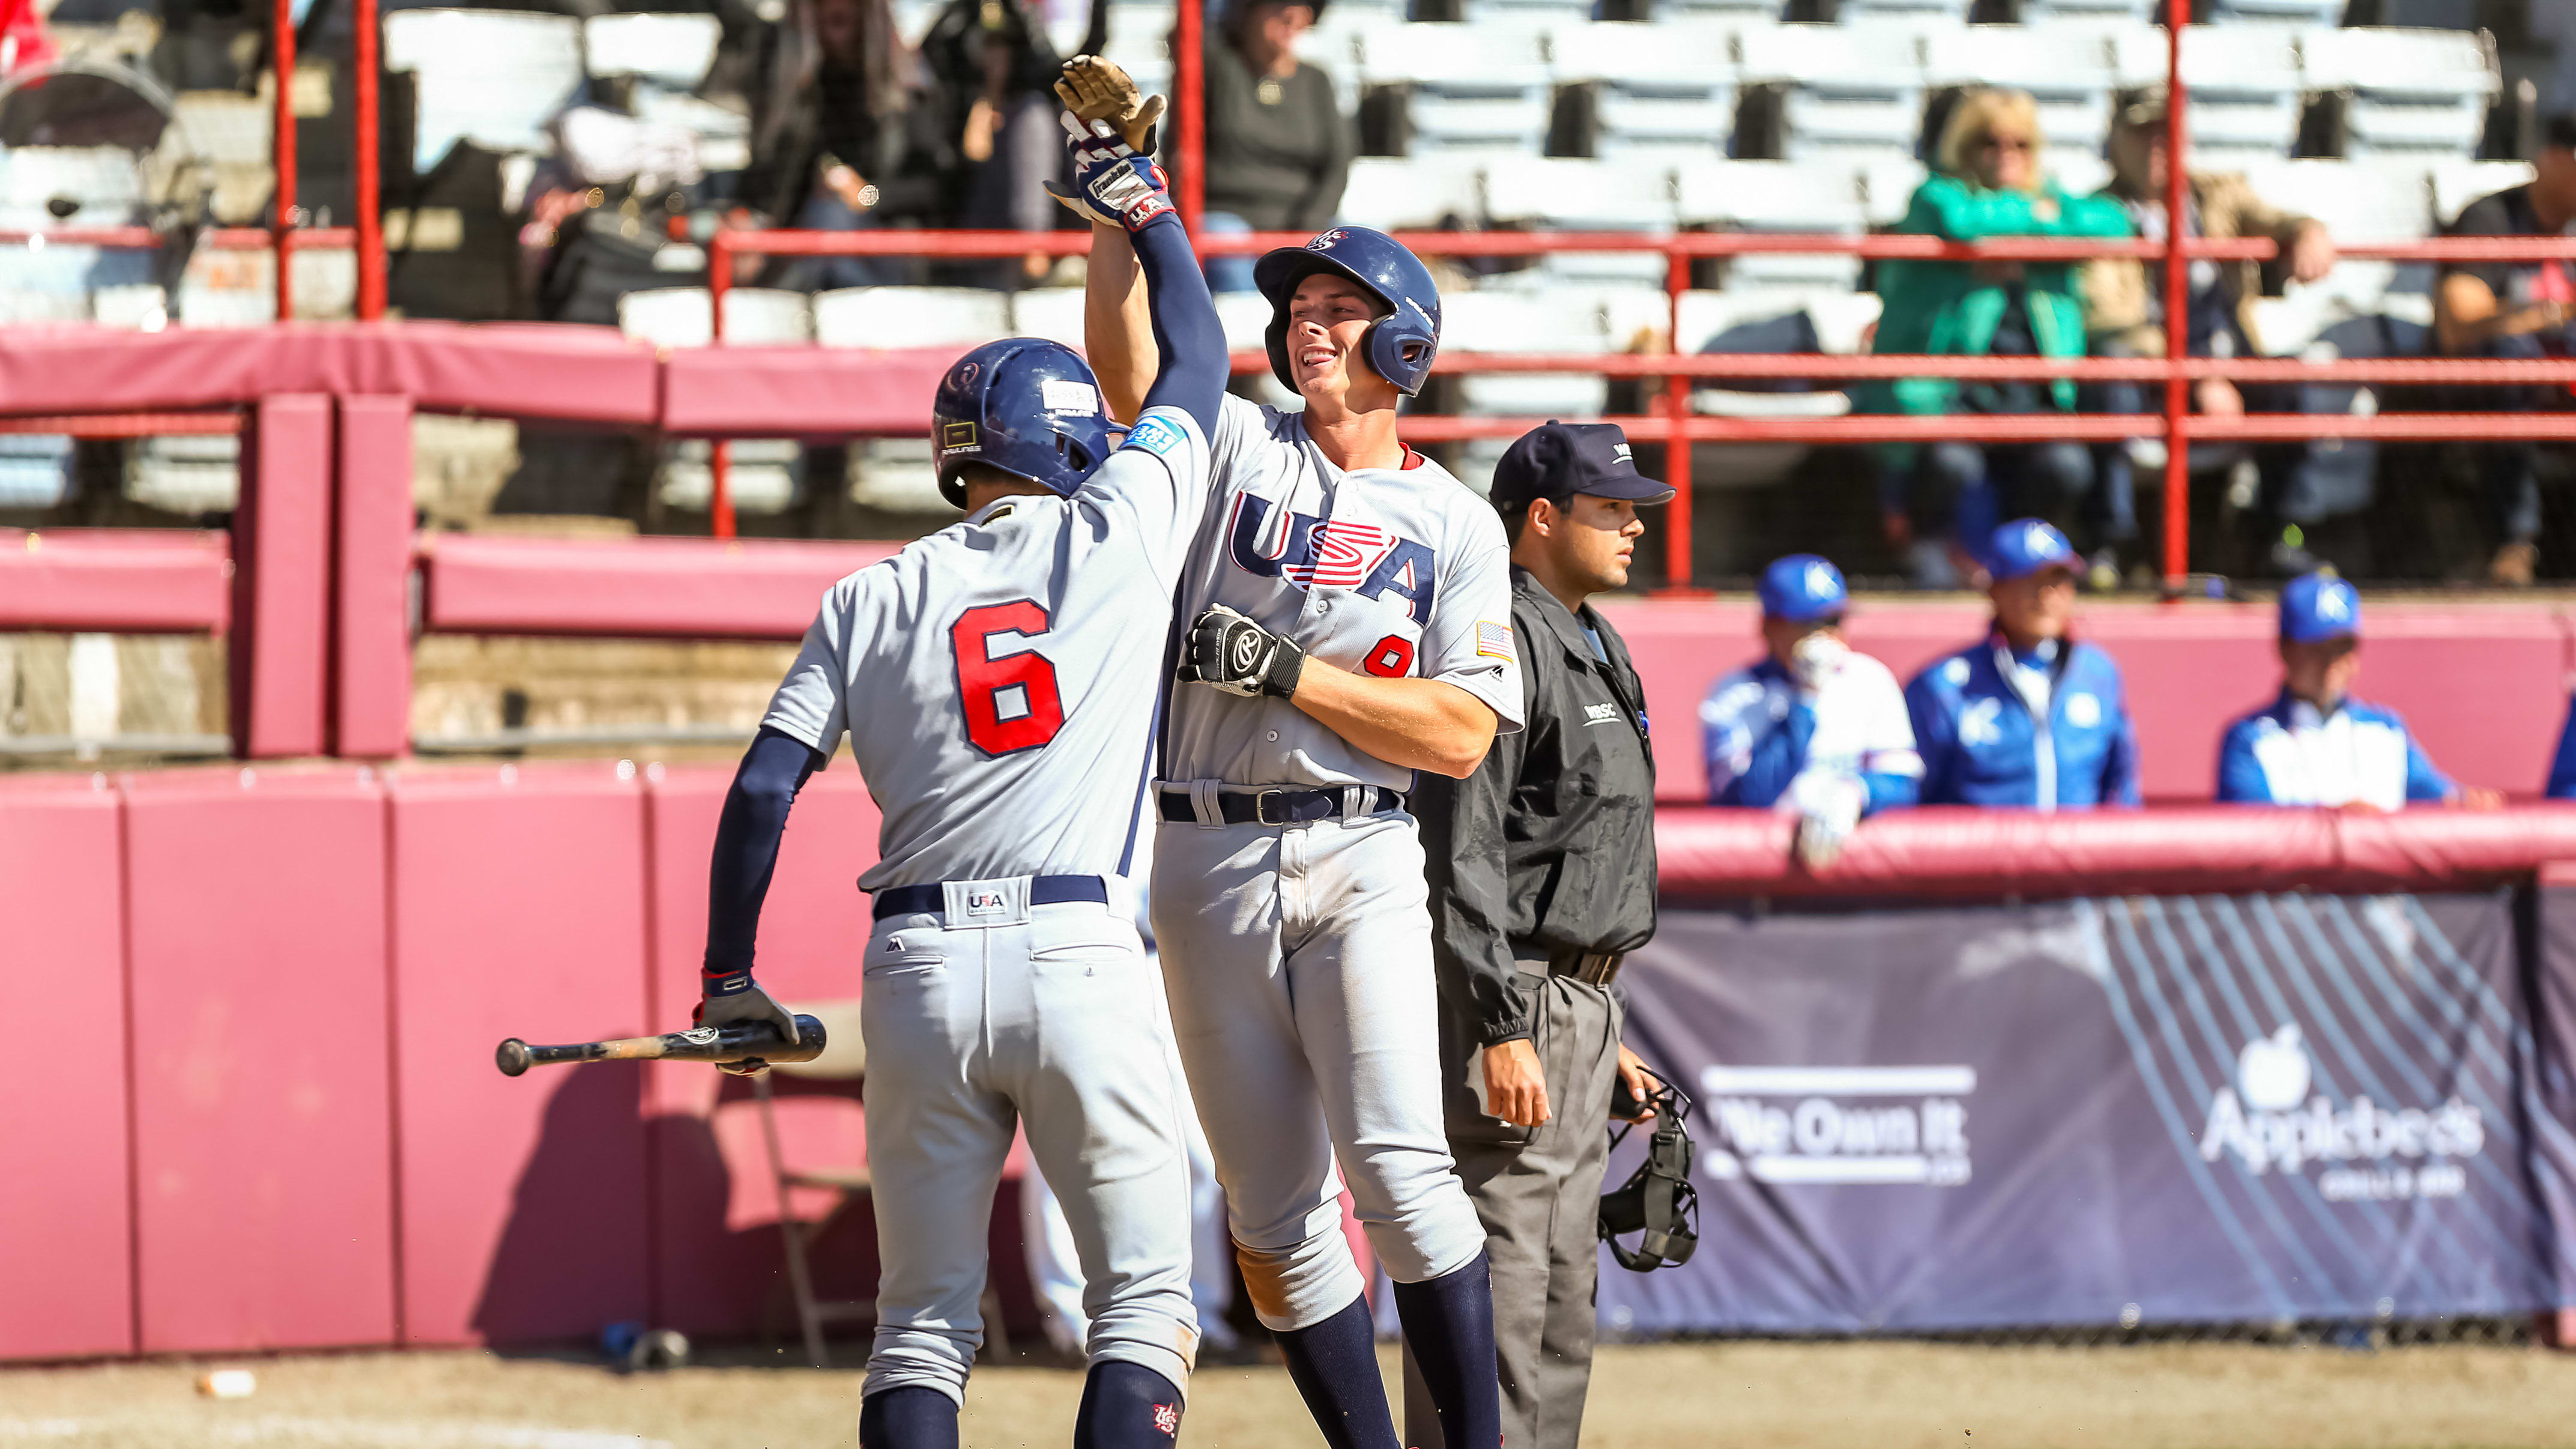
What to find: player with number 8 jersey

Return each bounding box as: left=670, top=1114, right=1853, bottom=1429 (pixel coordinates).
left=695, top=113, right=1228, bottom=1449
left=1080, top=119, right=1521, bottom=1449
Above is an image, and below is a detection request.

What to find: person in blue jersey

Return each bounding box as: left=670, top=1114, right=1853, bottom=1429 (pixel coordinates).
left=1701, top=554, right=1921, bottom=866
left=2218, top=572, right=2500, bottom=811
left=1905, top=519, right=2140, bottom=809
left=2548, top=697, right=2576, bottom=799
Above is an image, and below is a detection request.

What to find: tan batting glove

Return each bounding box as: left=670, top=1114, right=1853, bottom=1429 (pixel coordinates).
left=1054, top=54, right=1166, bottom=155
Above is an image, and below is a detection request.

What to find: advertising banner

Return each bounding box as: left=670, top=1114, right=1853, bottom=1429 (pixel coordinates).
left=1600, top=891, right=2563, bottom=1333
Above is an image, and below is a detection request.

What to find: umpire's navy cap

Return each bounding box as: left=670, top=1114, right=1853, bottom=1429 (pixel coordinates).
left=1489, top=421, right=1676, bottom=516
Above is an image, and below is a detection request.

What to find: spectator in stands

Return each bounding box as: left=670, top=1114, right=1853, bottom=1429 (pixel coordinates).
left=921, top=0, right=1065, bottom=283
left=1199, top=0, right=1353, bottom=292
left=2081, top=89, right=2338, bottom=582
left=1866, top=88, right=2133, bottom=588
left=1905, top=519, right=2140, bottom=810
left=2218, top=573, right=2500, bottom=811
left=2435, top=112, right=2576, bottom=587
left=742, top=0, right=952, bottom=291
left=1701, top=554, right=1921, bottom=868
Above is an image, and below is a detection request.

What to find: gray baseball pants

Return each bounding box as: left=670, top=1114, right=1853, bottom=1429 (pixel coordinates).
left=1403, top=970, right=1623, bottom=1449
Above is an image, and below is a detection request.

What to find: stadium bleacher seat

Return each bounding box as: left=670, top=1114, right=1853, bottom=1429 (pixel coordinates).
left=0, top=435, right=74, bottom=511
left=1833, top=0, right=1971, bottom=23
left=1337, top=154, right=1483, bottom=229
left=2203, top=0, right=2344, bottom=23
left=582, top=12, right=721, bottom=91
left=812, top=286, right=1009, bottom=349
left=1738, top=21, right=1931, bottom=163
left=2302, top=27, right=2497, bottom=161
left=382, top=9, right=584, bottom=172
left=2431, top=157, right=2534, bottom=227
left=126, top=435, right=241, bottom=516
left=2150, top=25, right=2305, bottom=165
left=1551, top=22, right=1736, bottom=157
left=1006, top=287, right=1087, bottom=350
left=2012, top=0, right=2156, bottom=26
left=2234, top=157, right=2432, bottom=243
left=1923, top=24, right=2116, bottom=158
left=1483, top=156, right=1678, bottom=283
left=1677, top=157, right=1867, bottom=292
left=1367, top=22, right=1553, bottom=154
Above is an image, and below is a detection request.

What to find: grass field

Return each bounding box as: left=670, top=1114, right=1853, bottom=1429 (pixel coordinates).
left=7, top=1340, right=2576, bottom=1449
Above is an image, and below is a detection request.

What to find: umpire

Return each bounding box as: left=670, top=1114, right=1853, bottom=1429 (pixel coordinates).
left=1407, top=420, right=1666, bottom=1449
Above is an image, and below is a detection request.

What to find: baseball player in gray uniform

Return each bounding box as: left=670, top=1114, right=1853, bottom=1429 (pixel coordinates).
left=697, top=118, right=1224, bottom=1449
left=1073, top=77, right=1516, bottom=1449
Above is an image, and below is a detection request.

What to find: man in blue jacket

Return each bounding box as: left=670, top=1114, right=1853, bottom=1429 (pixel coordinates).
left=2218, top=572, right=2498, bottom=810
left=1702, top=554, right=1920, bottom=864
left=1905, top=519, right=2140, bottom=809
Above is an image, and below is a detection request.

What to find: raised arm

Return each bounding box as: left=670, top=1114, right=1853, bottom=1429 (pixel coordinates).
left=1127, top=198, right=1227, bottom=436
left=1084, top=223, right=1160, bottom=426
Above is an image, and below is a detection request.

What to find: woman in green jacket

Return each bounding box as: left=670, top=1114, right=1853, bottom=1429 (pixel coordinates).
left=1866, top=88, right=2133, bottom=587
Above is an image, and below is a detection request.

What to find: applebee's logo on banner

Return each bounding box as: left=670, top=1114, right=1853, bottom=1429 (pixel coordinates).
left=2200, top=1024, right=2485, bottom=1202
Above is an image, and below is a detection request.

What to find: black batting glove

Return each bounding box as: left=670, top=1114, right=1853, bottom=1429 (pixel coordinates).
left=1177, top=605, right=1304, bottom=699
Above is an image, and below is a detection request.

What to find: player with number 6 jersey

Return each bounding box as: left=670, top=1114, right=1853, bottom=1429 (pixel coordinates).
left=693, top=114, right=1226, bottom=1449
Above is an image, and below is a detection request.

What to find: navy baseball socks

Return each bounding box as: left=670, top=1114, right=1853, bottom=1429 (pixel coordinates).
left=1273, top=1293, right=1401, bottom=1449
left=1391, top=1251, right=1502, bottom=1449
left=1073, top=1360, right=1187, bottom=1448
left=858, top=1387, right=958, bottom=1449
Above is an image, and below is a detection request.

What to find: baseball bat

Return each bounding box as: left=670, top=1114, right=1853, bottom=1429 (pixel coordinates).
left=494, top=1015, right=827, bottom=1077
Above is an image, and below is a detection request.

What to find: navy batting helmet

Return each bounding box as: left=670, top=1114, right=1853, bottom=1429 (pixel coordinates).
left=931, top=337, right=1114, bottom=507
left=1254, top=226, right=1441, bottom=396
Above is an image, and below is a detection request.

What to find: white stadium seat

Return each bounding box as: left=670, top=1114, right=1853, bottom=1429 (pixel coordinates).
left=1553, top=22, right=1737, bottom=157
left=1338, top=154, right=1483, bottom=231
left=582, top=13, right=721, bottom=89
left=2303, top=28, right=2498, bottom=161
left=1738, top=22, right=1932, bottom=163
left=1367, top=23, right=1553, bottom=156
left=1677, top=158, right=1867, bottom=292
left=617, top=287, right=713, bottom=349
left=2431, top=159, right=2533, bottom=228
left=813, top=287, right=1009, bottom=349
left=2234, top=158, right=2433, bottom=243
left=384, top=10, right=584, bottom=170
left=1007, top=288, right=1088, bottom=350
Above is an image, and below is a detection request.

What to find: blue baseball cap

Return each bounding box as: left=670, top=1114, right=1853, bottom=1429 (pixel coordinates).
left=2279, top=570, right=2362, bottom=643
left=1758, top=554, right=1847, bottom=622
left=1986, top=518, right=2080, bottom=582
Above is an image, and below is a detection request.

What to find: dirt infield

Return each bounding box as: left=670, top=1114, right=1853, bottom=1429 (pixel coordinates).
left=7, top=1340, right=2576, bottom=1449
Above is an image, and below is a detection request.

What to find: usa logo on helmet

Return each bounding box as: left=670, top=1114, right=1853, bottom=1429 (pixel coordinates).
left=1308, top=229, right=1346, bottom=252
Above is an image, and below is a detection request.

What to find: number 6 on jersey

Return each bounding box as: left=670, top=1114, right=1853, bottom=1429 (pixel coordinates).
left=952, top=600, right=1065, bottom=755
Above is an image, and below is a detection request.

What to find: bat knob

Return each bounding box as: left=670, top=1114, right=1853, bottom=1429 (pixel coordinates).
left=495, top=1039, right=533, bottom=1077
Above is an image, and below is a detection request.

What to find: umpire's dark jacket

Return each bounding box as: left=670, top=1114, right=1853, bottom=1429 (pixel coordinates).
left=1416, top=566, right=1658, bottom=1047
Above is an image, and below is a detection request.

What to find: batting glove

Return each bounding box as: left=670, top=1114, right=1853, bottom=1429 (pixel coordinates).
left=1177, top=605, right=1305, bottom=699
left=1045, top=113, right=1173, bottom=234
left=1053, top=54, right=1164, bottom=155
left=697, top=969, right=799, bottom=1077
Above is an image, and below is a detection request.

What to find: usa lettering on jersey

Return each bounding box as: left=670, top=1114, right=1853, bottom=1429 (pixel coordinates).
left=1226, top=494, right=1438, bottom=623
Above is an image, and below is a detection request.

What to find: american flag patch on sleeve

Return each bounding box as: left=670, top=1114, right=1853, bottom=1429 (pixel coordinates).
left=1477, top=622, right=1514, bottom=661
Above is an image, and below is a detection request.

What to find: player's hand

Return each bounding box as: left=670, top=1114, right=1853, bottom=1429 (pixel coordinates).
left=1177, top=605, right=1305, bottom=699
left=1613, top=1044, right=1661, bottom=1124
left=1787, top=769, right=1867, bottom=871
left=2287, top=220, right=2336, bottom=286
left=1483, top=1038, right=1550, bottom=1128
left=1053, top=113, right=1173, bottom=235
left=1054, top=55, right=1165, bottom=154
left=697, top=972, right=798, bottom=1077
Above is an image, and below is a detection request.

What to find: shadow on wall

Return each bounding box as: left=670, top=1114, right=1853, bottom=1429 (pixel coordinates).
left=467, top=1065, right=1034, bottom=1351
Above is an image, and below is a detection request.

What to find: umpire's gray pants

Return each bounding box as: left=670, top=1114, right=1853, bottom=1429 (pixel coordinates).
left=1403, top=971, right=1622, bottom=1449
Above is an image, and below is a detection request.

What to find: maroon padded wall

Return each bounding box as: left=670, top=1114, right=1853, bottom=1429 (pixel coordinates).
left=387, top=763, right=652, bottom=1346
left=120, top=766, right=397, bottom=1353
left=0, top=775, right=134, bottom=1360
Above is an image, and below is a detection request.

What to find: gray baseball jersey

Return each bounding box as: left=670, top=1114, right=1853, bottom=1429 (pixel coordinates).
left=762, top=405, right=1214, bottom=891
left=1160, top=395, right=1524, bottom=790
